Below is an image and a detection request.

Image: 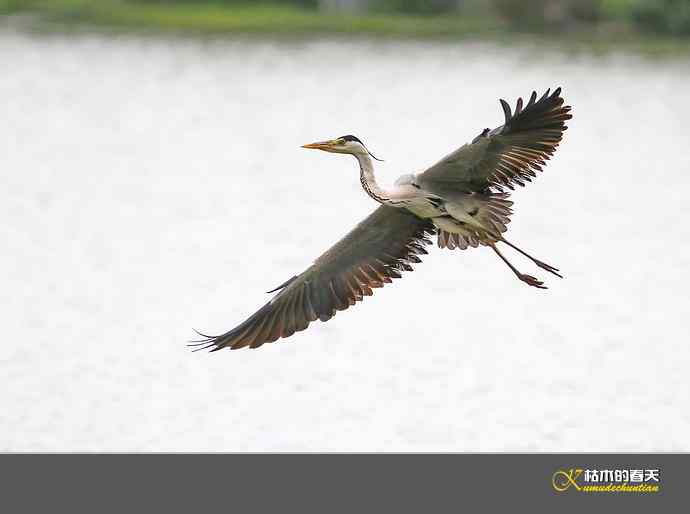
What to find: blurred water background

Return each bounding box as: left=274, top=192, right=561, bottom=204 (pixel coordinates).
left=2, top=1, right=690, bottom=451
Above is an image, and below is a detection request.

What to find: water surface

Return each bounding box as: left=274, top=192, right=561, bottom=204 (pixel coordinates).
left=2, top=28, right=689, bottom=450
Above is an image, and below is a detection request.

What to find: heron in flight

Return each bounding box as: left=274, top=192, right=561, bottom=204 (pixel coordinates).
left=193, top=87, right=571, bottom=351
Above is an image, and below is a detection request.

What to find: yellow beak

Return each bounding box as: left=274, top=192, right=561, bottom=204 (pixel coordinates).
left=301, top=140, right=335, bottom=151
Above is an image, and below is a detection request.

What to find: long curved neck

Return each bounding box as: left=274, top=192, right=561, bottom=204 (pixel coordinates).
left=354, top=152, right=389, bottom=204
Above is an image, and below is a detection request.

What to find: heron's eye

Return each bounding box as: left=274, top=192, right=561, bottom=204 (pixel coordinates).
left=336, top=138, right=346, bottom=145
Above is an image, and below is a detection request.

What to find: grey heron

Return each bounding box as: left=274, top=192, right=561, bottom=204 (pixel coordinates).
left=193, top=87, right=571, bottom=351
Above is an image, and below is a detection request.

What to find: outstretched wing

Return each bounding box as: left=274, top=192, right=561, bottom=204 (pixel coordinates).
left=417, top=87, right=572, bottom=194
left=193, top=206, right=434, bottom=351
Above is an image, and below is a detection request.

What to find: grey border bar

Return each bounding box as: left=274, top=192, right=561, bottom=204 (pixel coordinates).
left=0, top=454, right=685, bottom=513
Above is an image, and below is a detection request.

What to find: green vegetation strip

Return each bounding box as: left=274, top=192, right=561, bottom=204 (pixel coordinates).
left=0, top=0, right=501, bottom=37
left=1, top=0, right=689, bottom=55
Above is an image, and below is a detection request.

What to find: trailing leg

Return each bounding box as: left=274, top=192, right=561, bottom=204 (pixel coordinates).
left=499, top=237, right=563, bottom=278
left=489, top=243, right=547, bottom=289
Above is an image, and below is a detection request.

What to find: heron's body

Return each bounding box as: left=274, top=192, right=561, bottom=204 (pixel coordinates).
left=193, top=88, right=572, bottom=351
left=351, top=149, right=510, bottom=244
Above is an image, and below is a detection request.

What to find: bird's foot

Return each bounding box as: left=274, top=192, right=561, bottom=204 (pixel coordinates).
left=519, top=273, right=547, bottom=289
left=533, top=259, right=563, bottom=279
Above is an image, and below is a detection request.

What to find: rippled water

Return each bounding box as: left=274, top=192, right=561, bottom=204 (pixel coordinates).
left=2, top=27, right=689, bottom=451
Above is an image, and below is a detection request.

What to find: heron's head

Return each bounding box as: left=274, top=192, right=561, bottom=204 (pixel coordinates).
left=301, top=135, right=382, bottom=161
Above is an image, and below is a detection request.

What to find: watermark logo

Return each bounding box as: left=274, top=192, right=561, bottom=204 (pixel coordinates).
left=552, top=468, right=660, bottom=493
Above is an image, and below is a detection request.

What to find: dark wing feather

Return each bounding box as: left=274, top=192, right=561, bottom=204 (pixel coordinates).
left=418, top=87, right=572, bottom=194
left=193, top=206, right=434, bottom=351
